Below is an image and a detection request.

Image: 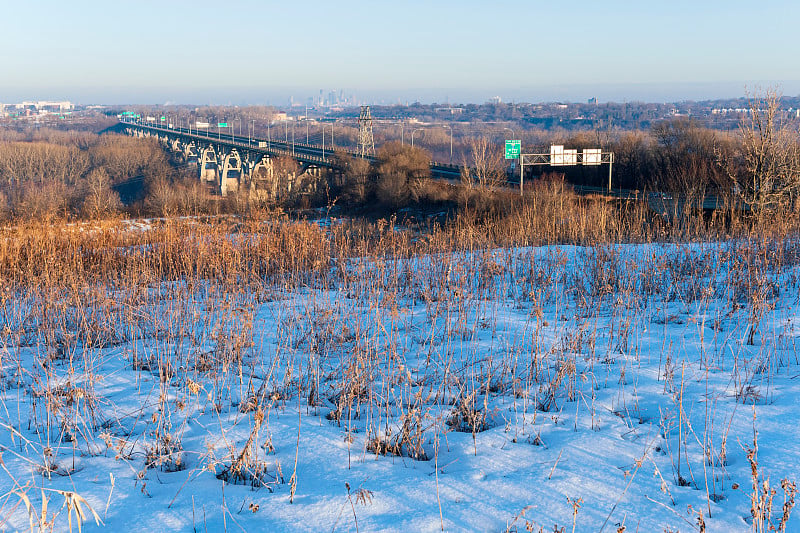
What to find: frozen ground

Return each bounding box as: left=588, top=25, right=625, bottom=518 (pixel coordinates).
left=1, top=240, right=799, bottom=532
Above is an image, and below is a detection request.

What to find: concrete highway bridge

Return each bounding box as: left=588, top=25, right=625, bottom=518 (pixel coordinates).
left=117, top=118, right=462, bottom=200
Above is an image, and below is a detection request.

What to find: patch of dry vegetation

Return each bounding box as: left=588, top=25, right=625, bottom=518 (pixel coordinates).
left=0, top=201, right=797, bottom=529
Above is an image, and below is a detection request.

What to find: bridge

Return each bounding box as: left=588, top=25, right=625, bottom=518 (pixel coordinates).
left=117, top=118, right=463, bottom=200
left=117, top=118, right=739, bottom=214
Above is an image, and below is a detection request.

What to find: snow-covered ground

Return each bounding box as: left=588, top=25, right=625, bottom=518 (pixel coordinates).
left=1, top=239, right=799, bottom=532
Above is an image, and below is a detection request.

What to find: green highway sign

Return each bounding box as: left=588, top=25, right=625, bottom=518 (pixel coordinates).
left=505, top=140, right=521, bottom=159
left=218, top=122, right=228, bottom=127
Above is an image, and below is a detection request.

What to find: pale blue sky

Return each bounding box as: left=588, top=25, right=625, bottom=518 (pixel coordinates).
left=2, top=0, right=799, bottom=104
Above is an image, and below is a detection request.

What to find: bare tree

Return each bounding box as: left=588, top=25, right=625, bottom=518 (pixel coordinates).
left=731, top=88, right=800, bottom=221
left=375, top=142, right=431, bottom=207
left=145, top=176, right=179, bottom=217
left=462, top=136, right=505, bottom=189
left=272, top=156, right=300, bottom=202
left=612, top=131, right=656, bottom=190
left=652, top=118, right=721, bottom=201
left=333, top=152, right=372, bottom=204
left=0, top=142, right=88, bottom=188
left=90, top=135, right=169, bottom=183
left=81, top=168, right=121, bottom=218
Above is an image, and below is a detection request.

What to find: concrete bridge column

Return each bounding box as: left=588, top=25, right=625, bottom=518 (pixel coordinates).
left=184, top=142, right=198, bottom=166
left=219, top=149, right=242, bottom=197
left=199, top=146, right=218, bottom=183
left=249, top=156, right=275, bottom=203
left=240, top=154, right=256, bottom=188
left=305, top=166, right=322, bottom=194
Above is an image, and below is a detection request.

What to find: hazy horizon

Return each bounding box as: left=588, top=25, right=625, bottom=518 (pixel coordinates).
left=5, top=79, right=800, bottom=108
left=3, top=0, right=799, bottom=106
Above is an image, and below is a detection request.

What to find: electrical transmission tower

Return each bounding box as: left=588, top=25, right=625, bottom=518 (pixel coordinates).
left=357, top=105, right=375, bottom=157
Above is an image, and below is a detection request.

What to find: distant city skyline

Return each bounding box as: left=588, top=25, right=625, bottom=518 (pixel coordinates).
left=3, top=0, right=799, bottom=105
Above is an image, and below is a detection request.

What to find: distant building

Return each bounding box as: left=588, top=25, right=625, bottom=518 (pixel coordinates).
left=588, top=97, right=597, bottom=105
left=488, top=96, right=502, bottom=104
left=16, top=101, right=73, bottom=112
left=435, top=107, right=464, bottom=115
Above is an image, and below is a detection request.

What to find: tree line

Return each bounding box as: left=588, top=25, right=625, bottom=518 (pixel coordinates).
left=0, top=128, right=182, bottom=219
left=0, top=90, right=797, bottom=223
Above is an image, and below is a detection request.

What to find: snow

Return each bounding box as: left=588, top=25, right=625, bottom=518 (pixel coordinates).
left=1, top=240, right=799, bottom=531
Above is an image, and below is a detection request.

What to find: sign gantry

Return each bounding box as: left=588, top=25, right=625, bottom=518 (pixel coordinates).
left=515, top=144, right=615, bottom=195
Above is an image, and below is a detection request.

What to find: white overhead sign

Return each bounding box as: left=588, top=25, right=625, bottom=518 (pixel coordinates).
left=550, top=145, right=564, bottom=165
left=551, top=145, right=602, bottom=166
left=583, top=148, right=602, bottom=165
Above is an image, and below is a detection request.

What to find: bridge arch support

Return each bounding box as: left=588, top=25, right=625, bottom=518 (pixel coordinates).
left=220, top=149, right=243, bottom=196
left=199, top=146, right=218, bottom=183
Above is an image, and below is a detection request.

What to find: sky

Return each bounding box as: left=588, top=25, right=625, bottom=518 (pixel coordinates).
left=2, top=0, right=799, bottom=105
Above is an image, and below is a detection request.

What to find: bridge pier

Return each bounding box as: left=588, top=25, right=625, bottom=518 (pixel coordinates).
left=184, top=142, right=198, bottom=165
left=220, top=149, right=242, bottom=197
left=199, top=146, right=218, bottom=184
left=303, top=166, right=322, bottom=195
left=249, top=155, right=275, bottom=203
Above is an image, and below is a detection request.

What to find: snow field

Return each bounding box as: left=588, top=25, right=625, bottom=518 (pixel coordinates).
left=1, top=234, right=799, bottom=532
